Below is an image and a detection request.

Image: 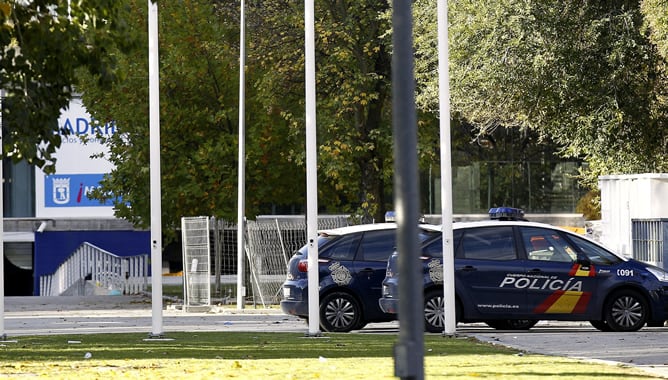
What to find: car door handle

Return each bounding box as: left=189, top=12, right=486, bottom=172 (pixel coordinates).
left=527, top=268, right=543, bottom=274
left=458, top=265, right=477, bottom=272
left=359, top=268, right=374, bottom=274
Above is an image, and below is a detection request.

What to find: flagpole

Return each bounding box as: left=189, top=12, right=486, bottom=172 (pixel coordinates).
left=148, top=0, right=164, bottom=337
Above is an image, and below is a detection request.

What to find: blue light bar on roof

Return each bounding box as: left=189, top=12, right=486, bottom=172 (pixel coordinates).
left=385, top=211, right=396, bottom=222
left=489, top=207, right=526, bottom=221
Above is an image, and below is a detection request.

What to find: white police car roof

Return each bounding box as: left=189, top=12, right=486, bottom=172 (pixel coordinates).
left=317, top=218, right=583, bottom=240
left=441, top=219, right=582, bottom=234
left=318, top=223, right=398, bottom=237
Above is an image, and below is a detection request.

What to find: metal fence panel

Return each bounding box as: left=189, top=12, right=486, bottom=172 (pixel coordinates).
left=181, top=216, right=211, bottom=310
left=632, top=219, right=668, bottom=269
left=243, top=216, right=350, bottom=306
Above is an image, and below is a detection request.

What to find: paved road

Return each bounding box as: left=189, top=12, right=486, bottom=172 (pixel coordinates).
left=2, top=296, right=668, bottom=378
left=2, top=295, right=305, bottom=335
left=460, top=322, right=668, bottom=378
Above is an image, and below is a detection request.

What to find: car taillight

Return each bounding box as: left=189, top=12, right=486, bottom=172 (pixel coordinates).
left=297, top=260, right=308, bottom=272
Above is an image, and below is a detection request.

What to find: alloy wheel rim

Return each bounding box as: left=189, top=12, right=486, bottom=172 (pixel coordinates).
left=325, top=298, right=355, bottom=328
left=424, top=295, right=445, bottom=328
left=611, top=295, right=643, bottom=328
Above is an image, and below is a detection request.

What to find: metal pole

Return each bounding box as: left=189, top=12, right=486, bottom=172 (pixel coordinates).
left=236, top=0, right=246, bottom=310
left=148, top=0, right=164, bottom=337
left=438, top=0, right=456, bottom=336
left=0, top=89, right=5, bottom=340
left=305, top=0, right=320, bottom=336
left=392, top=0, right=423, bottom=378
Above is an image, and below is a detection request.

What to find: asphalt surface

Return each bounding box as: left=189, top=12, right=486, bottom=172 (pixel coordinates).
left=2, top=295, right=668, bottom=378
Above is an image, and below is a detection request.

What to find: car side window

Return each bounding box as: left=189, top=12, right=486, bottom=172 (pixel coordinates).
left=423, top=230, right=462, bottom=258
left=521, top=227, right=576, bottom=263
left=358, top=230, right=397, bottom=262
left=459, top=226, right=517, bottom=261
left=322, top=234, right=360, bottom=261
left=423, top=238, right=442, bottom=257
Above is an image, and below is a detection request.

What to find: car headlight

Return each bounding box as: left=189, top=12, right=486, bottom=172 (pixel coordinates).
left=646, top=266, right=668, bottom=282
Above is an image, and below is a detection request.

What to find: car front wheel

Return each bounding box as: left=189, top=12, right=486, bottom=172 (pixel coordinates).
left=319, top=292, right=362, bottom=333
left=603, top=289, right=648, bottom=332
left=589, top=320, right=612, bottom=331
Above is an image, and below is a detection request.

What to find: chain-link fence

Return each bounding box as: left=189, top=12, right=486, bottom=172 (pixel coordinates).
left=181, top=216, right=211, bottom=311
left=203, top=215, right=351, bottom=307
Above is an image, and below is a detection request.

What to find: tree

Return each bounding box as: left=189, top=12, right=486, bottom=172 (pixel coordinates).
left=0, top=0, right=136, bottom=173
left=78, top=0, right=307, bottom=233
left=413, top=0, right=668, bottom=189
left=641, top=0, right=668, bottom=60
left=249, top=0, right=397, bottom=222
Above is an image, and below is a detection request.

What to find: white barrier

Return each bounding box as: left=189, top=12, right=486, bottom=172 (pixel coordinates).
left=39, top=243, right=149, bottom=296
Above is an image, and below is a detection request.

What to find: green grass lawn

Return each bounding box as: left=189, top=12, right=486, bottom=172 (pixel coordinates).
left=0, top=332, right=658, bottom=379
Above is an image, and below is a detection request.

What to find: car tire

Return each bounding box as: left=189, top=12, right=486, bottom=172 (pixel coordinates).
left=603, top=289, right=648, bottom=332
left=484, top=320, right=538, bottom=330
left=319, top=292, right=362, bottom=333
left=423, top=290, right=460, bottom=333
left=589, top=320, right=612, bottom=331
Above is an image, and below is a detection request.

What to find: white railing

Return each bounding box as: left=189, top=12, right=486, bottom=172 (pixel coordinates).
left=39, top=242, right=149, bottom=296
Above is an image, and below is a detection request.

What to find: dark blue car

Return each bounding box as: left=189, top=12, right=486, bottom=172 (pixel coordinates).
left=379, top=209, right=668, bottom=332
left=280, top=223, right=439, bottom=332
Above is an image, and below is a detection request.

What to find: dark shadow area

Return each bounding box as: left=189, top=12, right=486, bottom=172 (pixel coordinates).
left=4, top=255, right=33, bottom=296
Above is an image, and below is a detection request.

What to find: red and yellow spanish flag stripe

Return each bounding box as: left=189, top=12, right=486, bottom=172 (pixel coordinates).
left=569, top=263, right=595, bottom=277
left=533, top=263, right=596, bottom=314
left=533, top=290, right=592, bottom=314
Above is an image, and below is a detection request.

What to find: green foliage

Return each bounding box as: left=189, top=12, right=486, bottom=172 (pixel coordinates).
left=576, top=189, right=601, bottom=220
left=78, top=0, right=313, bottom=234
left=250, top=0, right=396, bottom=222
left=79, top=0, right=239, bottom=233
left=414, top=0, right=668, bottom=189
left=0, top=0, right=137, bottom=173
left=641, top=0, right=668, bottom=59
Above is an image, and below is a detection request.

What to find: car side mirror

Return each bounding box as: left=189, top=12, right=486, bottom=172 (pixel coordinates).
left=577, top=256, right=592, bottom=269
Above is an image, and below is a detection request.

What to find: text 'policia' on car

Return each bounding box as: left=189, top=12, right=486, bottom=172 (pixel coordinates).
left=379, top=207, right=668, bottom=333
left=279, top=222, right=440, bottom=332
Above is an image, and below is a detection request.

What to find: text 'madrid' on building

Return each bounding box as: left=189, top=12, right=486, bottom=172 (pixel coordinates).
left=35, top=97, right=117, bottom=218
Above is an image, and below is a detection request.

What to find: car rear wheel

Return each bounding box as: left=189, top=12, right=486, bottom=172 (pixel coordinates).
left=423, top=290, right=460, bottom=333
left=484, top=320, right=538, bottom=330
left=319, top=292, right=362, bottom=333
left=603, top=289, right=648, bottom=332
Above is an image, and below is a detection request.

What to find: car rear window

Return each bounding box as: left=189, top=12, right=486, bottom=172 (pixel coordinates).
left=321, top=233, right=360, bottom=261
left=422, top=230, right=462, bottom=258
left=358, top=229, right=397, bottom=262
left=458, top=226, right=517, bottom=261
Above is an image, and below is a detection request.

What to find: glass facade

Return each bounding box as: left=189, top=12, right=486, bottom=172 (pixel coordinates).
left=424, top=162, right=588, bottom=215
left=3, top=158, right=35, bottom=217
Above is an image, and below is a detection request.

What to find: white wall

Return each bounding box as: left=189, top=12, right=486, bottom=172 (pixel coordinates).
left=599, top=173, right=668, bottom=257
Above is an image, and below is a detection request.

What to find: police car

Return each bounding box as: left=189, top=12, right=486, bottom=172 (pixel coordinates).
left=379, top=207, right=668, bottom=332
left=280, top=223, right=439, bottom=332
